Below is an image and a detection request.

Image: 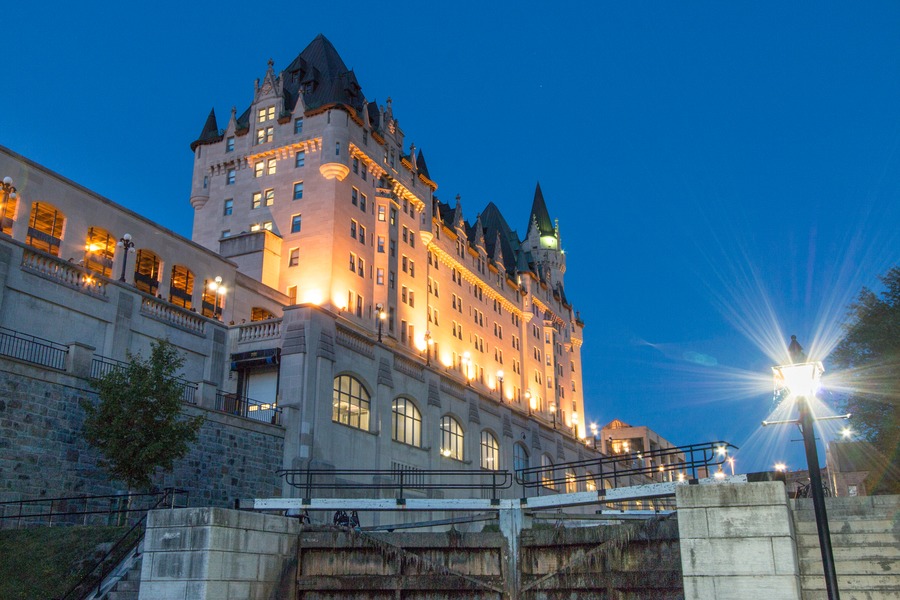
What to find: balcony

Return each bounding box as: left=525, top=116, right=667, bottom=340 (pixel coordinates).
left=215, top=391, right=282, bottom=426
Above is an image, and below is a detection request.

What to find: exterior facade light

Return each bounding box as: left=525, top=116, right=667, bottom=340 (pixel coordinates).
left=766, top=337, right=843, bottom=600
left=424, top=330, right=433, bottom=366
left=462, top=351, right=472, bottom=382
left=117, top=233, right=136, bottom=282
left=590, top=422, right=599, bottom=450
left=549, top=402, right=557, bottom=429
left=208, top=276, right=225, bottom=318
left=496, top=370, right=504, bottom=401
left=375, top=303, right=385, bottom=342
left=526, top=390, right=535, bottom=414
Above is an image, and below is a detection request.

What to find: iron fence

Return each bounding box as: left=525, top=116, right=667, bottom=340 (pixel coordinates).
left=215, top=390, right=282, bottom=425
left=91, top=355, right=198, bottom=404
left=0, top=326, right=68, bottom=370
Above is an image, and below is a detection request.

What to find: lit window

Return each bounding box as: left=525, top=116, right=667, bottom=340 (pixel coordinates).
left=258, top=106, right=275, bottom=122
left=480, top=430, right=500, bottom=470
left=378, top=206, right=386, bottom=221
left=223, top=198, right=233, bottom=216
left=293, top=182, right=304, bottom=200
left=565, top=471, right=578, bottom=494
left=134, top=249, right=161, bottom=295
left=26, top=202, right=65, bottom=256
left=377, top=236, right=385, bottom=253
left=252, top=193, right=262, bottom=209
left=377, top=268, right=384, bottom=285
left=541, top=455, right=555, bottom=489
left=254, top=162, right=264, bottom=178
left=263, top=221, right=272, bottom=231
left=332, top=375, right=370, bottom=431
left=294, top=118, right=303, bottom=134
left=289, top=248, right=299, bottom=266
left=84, top=226, right=115, bottom=277
left=168, top=265, right=194, bottom=309
left=221, top=230, right=230, bottom=238
left=264, top=189, right=274, bottom=206
left=226, top=137, right=234, bottom=152
left=251, top=307, right=276, bottom=321
left=440, top=416, right=464, bottom=461
left=256, top=127, right=273, bottom=145
left=290, top=214, right=302, bottom=233
left=267, top=158, right=277, bottom=175
left=227, top=169, right=235, bottom=185
left=514, top=443, right=529, bottom=480
left=295, top=151, right=305, bottom=168
left=392, top=398, right=421, bottom=447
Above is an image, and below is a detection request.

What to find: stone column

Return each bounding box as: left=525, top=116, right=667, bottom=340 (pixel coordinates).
left=677, top=481, right=801, bottom=600
left=66, top=341, right=96, bottom=379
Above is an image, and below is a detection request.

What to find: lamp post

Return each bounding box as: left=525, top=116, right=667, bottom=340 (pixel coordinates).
left=208, top=276, right=225, bottom=318
left=462, top=351, right=472, bottom=384
left=1, top=176, right=16, bottom=231
left=496, top=370, right=504, bottom=402
left=117, top=233, right=136, bottom=282
left=571, top=412, right=579, bottom=438
left=424, top=330, right=433, bottom=365
left=526, top=390, right=535, bottom=415
left=375, top=303, right=385, bottom=342
left=766, top=343, right=845, bottom=600
left=590, top=422, right=599, bottom=450
left=549, top=402, right=557, bottom=429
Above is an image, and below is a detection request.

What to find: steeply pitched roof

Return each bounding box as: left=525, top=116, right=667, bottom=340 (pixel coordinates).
left=282, top=34, right=365, bottom=115
left=480, top=202, right=523, bottom=274
left=191, top=108, right=223, bottom=150
left=416, top=150, right=431, bottom=179
left=528, top=182, right=555, bottom=237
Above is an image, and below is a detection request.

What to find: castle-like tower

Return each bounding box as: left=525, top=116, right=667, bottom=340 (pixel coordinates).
left=189, top=35, right=586, bottom=437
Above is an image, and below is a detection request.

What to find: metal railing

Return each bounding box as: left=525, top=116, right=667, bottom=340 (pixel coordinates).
left=516, top=441, right=739, bottom=490
left=0, top=326, right=68, bottom=370
left=279, top=468, right=513, bottom=500
left=56, top=488, right=187, bottom=600
left=215, top=391, right=282, bottom=425
left=90, top=355, right=198, bottom=404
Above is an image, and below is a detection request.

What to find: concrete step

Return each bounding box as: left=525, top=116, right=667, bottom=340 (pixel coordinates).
left=105, top=592, right=138, bottom=600
left=796, top=532, right=899, bottom=548
left=797, top=543, right=900, bottom=561
left=800, top=573, right=900, bottom=593
left=793, top=518, right=898, bottom=535
left=792, top=496, right=900, bottom=521
left=110, top=579, right=140, bottom=592
left=799, top=557, right=900, bottom=577
left=802, top=590, right=895, bottom=600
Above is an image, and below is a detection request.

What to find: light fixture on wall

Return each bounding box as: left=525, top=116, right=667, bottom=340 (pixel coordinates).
left=117, top=233, right=136, bottom=282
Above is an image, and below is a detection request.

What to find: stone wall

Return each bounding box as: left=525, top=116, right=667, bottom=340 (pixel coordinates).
left=0, top=360, right=283, bottom=510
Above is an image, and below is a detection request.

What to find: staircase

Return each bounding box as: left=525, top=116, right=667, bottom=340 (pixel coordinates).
left=792, top=494, right=900, bottom=599
left=98, top=555, right=142, bottom=600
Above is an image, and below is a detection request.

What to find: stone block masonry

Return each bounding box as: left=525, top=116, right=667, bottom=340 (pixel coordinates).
left=0, top=360, right=283, bottom=510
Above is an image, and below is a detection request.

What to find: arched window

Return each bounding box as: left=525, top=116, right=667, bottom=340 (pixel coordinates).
left=201, top=278, right=225, bottom=319
left=84, top=227, right=116, bottom=277
left=332, top=374, right=370, bottom=430
left=513, top=443, right=530, bottom=481
left=134, top=249, right=161, bottom=296
left=586, top=472, right=598, bottom=492
left=440, top=415, right=464, bottom=461
left=168, top=265, right=194, bottom=309
left=251, top=307, right=276, bottom=321
left=541, top=454, right=555, bottom=489
left=391, top=397, right=421, bottom=447
left=480, top=430, right=500, bottom=470
left=565, top=470, right=578, bottom=494
left=26, top=202, right=65, bottom=256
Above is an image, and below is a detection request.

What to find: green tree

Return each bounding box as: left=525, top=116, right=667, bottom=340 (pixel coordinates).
left=81, top=339, right=204, bottom=491
left=831, top=266, right=899, bottom=476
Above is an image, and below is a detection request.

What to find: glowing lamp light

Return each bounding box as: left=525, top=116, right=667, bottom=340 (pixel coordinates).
left=840, top=427, right=852, bottom=439
left=772, top=362, right=824, bottom=399
left=302, top=289, right=323, bottom=305
left=440, top=448, right=452, bottom=458
left=716, top=445, right=727, bottom=457
left=714, top=468, right=726, bottom=480
left=774, top=462, right=787, bottom=472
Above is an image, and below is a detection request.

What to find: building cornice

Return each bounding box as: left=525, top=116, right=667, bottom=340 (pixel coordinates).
left=427, top=242, right=523, bottom=318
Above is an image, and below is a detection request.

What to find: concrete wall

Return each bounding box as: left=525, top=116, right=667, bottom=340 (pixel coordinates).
left=793, top=494, right=900, bottom=599
left=677, top=482, right=802, bottom=600
left=0, top=360, right=283, bottom=508
left=141, top=507, right=300, bottom=600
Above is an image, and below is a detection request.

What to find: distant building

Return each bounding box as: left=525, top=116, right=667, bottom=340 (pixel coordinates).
left=826, top=440, right=900, bottom=497
left=598, top=419, right=687, bottom=480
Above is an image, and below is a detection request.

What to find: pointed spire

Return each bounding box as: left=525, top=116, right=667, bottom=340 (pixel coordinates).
left=528, top=182, right=555, bottom=238
left=473, top=215, right=486, bottom=251
left=190, top=108, right=221, bottom=150
left=453, top=194, right=465, bottom=231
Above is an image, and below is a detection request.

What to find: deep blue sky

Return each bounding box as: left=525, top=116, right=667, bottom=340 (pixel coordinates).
left=3, top=2, right=899, bottom=472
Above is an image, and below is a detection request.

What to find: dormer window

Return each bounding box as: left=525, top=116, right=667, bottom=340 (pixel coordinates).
left=258, top=106, right=275, bottom=122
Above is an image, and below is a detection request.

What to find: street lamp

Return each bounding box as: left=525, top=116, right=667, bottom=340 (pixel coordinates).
left=1, top=176, right=17, bottom=232
left=571, top=412, right=580, bottom=438
left=375, top=303, right=385, bottom=342
left=208, top=276, right=225, bottom=318
left=117, top=233, right=136, bottom=282
left=549, top=402, right=557, bottom=429
left=496, top=370, right=504, bottom=401
left=424, top=330, right=433, bottom=365
left=526, top=390, right=535, bottom=415
left=766, top=339, right=846, bottom=600
left=590, top=422, right=599, bottom=450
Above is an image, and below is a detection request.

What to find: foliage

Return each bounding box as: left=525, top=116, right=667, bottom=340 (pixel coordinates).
left=0, top=526, right=127, bottom=600
left=81, top=339, right=204, bottom=491
left=831, top=266, right=900, bottom=491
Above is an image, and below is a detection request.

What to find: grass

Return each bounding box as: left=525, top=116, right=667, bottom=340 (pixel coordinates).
left=0, top=525, right=129, bottom=600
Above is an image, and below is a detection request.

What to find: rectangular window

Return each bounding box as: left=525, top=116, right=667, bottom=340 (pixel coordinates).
left=250, top=223, right=261, bottom=232
left=293, top=181, right=304, bottom=200
left=267, top=158, right=277, bottom=175
left=359, top=193, right=367, bottom=212
left=350, top=220, right=357, bottom=239
left=295, top=151, right=305, bottom=167
left=409, top=291, right=415, bottom=308
left=402, top=226, right=408, bottom=243
left=263, top=221, right=272, bottom=231
left=402, top=256, right=408, bottom=273
left=359, top=224, right=366, bottom=244
left=409, top=260, right=415, bottom=277
left=221, top=230, right=230, bottom=238
left=377, top=236, right=385, bottom=253
left=349, top=253, right=356, bottom=272
left=353, top=158, right=359, bottom=174
left=226, top=137, right=234, bottom=152
left=389, top=270, right=395, bottom=289
left=357, top=257, right=365, bottom=277
left=255, top=162, right=264, bottom=178
left=227, top=169, right=235, bottom=185
left=289, top=248, right=299, bottom=266
left=264, top=189, right=274, bottom=206
left=390, top=240, right=396, bottom=257
left=223, top=198, right=233, bottom=216
left=390, top=208, right=397, bottom=225
left=378, top=206, right=386, bottom=221
left=377, top=268, right=384, bottom=285
left=288, top=286, right=297, bottom=304
left=256, top=127, right=273, bottom=145
left=335, top=142, right=341, bottom=156
left=252, top=192, right=262, bottom=209
left=294, top=118, right=303, bottom=134
left=352, top=188, right=358, bottom=206
left=291, top=214, right=302, bottom=233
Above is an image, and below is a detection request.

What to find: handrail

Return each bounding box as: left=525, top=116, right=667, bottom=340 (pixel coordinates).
left=0, top=325, right=68, bottom=370
left=515, top=440, right=739, bottom=489
left=0, top=489, right=182, bottom=528
left=56, top=488, right=188, bottom=600
left=215, top=390, right=282, bottom=425
left=90, top=355, right=198, bottom=404
left=278, top=468, right=513, bottom=500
